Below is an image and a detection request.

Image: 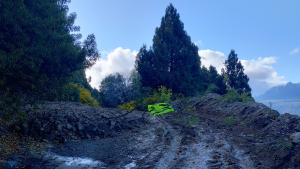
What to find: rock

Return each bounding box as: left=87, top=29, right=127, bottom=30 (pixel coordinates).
left=1, top=149, right=7, bottom=153
left=285, top=119, right=291, bottom=123
left=57, top=124, right=63, bottom=131
left=66, top=123, right=73, bottom=130
left=11, top=154, right=18, bottom=160
left=5, top=161, right=17, bottom=169
left=45, top=134, right=55, bottom=141
left=21, top=122, right=29, bottom=135
left=86, top=134, right=91, bottom=139
left=109, top=120, right=116, bottom=129
left=71, top=135, right=77, bottom=140
left=289, top=132, right=300, bottom=143
left=42, top=139, right=49, bottom=143
left=59, top=137, right=67, bottom=143
left=87, top=124, right=97, bottom=132
left=77, top=123, right=84, bottom=131
left=294, top=126, right=300, bottom=131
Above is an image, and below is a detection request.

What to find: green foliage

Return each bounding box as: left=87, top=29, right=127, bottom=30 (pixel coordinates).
left=214, top=87, right=255, bottom=104
left=135, top=4, right=202, bottom=97
left=158, top=86, right=172, bottom=104
left=61, top=83, right=80, bottom=102
left=276, top=139, right=293, bottom=150
left=183, top=105, right=196, bottom=112
left=214, top=75, right=227, bottom=95
left=199, top=84, right=220, bottom=97
left=0, top=0, right=100, bottom=121
left=118, top=85, right=172, bottom=111
left=99, top=73, right=131, bottom=107
left=128, top=69, right=144, bottom=100
left=186, top=115, right=198, bottom=127
left=70, top=70, right=101, bottom=104
left=62, top=83, right=99, bottom=107
left=218, top=116, right=236, bottom=125
left=172, top=93, right=192, bottom=103
left=78, top=86, right=99, bottom=107
left=118, top=100, right=136, bottom=111
left=142, top=86, right=172, bottom=105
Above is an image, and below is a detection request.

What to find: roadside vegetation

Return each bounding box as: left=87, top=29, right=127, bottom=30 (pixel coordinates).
left=0, top=2, right=254, bottom=123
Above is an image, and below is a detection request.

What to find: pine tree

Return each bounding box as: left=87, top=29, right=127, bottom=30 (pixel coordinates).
left=208, top=65, right=218, bottom=83
left=135, top=4, right=201, bottom=97
left=224, top=50, right=252, bottom=96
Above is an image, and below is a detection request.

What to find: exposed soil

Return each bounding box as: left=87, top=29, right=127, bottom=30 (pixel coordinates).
left=1, top=93, right=300, bottom=169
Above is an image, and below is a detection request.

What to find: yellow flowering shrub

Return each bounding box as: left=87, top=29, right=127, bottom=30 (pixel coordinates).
left=117, top=86, right=172, bottom=111
left=78, top=87, right=100, bottom=107
left=118, top=100, right=136, bottom=111
left=65, top=83, right=100, bottom=107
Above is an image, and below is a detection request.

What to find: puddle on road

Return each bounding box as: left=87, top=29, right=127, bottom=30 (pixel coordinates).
left=44, top=152, right=107, bottom=169
left=124, top=161, right=136, bottom=169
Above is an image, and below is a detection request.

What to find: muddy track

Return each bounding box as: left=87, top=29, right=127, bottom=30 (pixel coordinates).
left=27, top=111, right=256, bottom=169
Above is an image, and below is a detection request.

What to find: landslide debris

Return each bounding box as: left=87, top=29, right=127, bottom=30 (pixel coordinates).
left=1, top=93, right=300, bottom=168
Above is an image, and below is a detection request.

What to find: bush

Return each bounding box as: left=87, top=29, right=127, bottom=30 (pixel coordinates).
left=78, top=86, right=100, bottom=107
left=215, top=87, right=255, bottom=103
left=61, top=83, right=80, bottom=102
left=118, top=100, right=136, bottom=111
left=197, top=83, right=220, bottom=98
left=62, top=83, right=99, bottom=107
left=118, top=85, right=172, bottom=111
left=172, top=93, right=192, bottom=103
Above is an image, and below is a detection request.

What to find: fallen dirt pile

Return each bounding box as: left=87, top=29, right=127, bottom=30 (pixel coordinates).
left=169, top=93, right=300, bottom=168
left=1, top=93, right=300, bottom=168
left=20, top=101, right=145, bottom=143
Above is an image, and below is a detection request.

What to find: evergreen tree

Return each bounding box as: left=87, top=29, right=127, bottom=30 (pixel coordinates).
left=214, top=75, right=227, bottom=95
left=224, top=50, right=252, bottom=96
left=99, top=73, right=133, bottom=108
left=0, top=0, right=100, bottom=120
left=207, top=65, right=227, bottom=95
left=135, top=4, right=202, bottom=97
left=208, top=65, right=218, bottom=83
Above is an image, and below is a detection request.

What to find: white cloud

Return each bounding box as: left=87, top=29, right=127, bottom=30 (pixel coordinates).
left=198, top=50, right=287, bottom=97
left=240, top=57, right=287, bottom=96
left=289, top=47, right=299, bottom=54
left=198, top=49, right=226, bottom=73
left=85, top=47, right=138, bottom=89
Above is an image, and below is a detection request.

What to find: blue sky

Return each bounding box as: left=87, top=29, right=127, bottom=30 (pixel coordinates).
left=68, top=0, right=300, bottom=97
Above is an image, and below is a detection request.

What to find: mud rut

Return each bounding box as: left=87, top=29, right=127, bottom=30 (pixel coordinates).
left=29, top=112, right=256, bottom=169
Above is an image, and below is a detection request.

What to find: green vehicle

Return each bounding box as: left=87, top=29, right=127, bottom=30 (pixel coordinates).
left=148, top=103, right=174, bottom=116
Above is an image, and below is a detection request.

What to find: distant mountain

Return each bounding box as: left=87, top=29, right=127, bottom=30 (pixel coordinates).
left=255, top=82, right=300, bottom=101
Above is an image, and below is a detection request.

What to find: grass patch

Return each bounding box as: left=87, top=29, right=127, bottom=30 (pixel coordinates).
left=276, top=139, right=293, bottom=150
left=218, top=116, right=236, bottom=125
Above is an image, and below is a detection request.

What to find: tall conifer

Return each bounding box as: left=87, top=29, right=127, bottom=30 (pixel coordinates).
left=224, top=50, right=252, bottom=96
left=135, top=4, right=201, bottom=96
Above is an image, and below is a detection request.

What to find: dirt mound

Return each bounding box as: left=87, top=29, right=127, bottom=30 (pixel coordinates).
left=168, top=93, right=300, bottom=168
left=2, top=94, right=300, bottom=168
left=19, top=101, right=146, bottom=143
